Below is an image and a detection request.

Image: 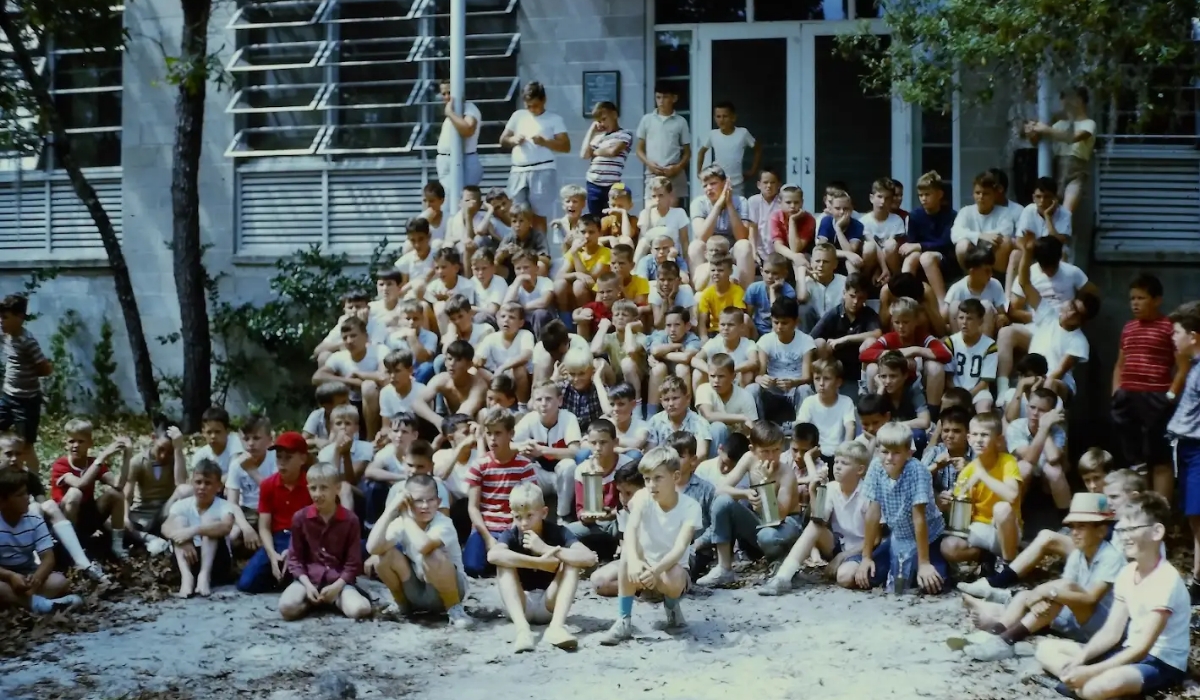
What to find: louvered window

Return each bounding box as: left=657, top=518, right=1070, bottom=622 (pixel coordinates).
left=0, top=173, right=123, bottom=257
left=225, top=0, right=520, bottom=158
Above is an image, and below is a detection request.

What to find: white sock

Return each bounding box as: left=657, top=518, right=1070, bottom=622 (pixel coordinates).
left=997, top=377, right=1010, bottom=399
left=111, top=529, right=126, bottom=551
left=776, top=559, right=801, bottom=582
left=52, top=519, right=92, bottom=568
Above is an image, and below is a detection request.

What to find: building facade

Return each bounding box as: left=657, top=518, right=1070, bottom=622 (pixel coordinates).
left=1, top=0, right=1197, bottom=413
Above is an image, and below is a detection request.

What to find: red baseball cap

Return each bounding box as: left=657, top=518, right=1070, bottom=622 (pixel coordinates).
left=270, top=431, right=308, bottom=454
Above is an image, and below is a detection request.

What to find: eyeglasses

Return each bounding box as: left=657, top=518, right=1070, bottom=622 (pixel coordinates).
left=411, top=497, right=441, bottom=507
left=1112, top=524, right=1153, bottom=537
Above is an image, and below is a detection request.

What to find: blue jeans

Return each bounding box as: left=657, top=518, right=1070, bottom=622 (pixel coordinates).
left=846, top=535, right=950, bottom=592
left=586, top=181, right=612, bottom=217
left=709, top=494, right=762, bottom=556
left=757, top=513, right=805, bottom=560
left=414, top=361, right=437, bottom=385
left=363, top=479, right=390, bottom=527
left=708, top=422, right=731, bottom=459
left=463, top=529, right=500, bottom=578
left=236, top=531, right=292, bottom=593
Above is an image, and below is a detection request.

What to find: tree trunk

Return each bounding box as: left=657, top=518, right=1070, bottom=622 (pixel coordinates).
left=0, top=11, right=161, bottom=417
left=172, top=0, right=214, bottom=432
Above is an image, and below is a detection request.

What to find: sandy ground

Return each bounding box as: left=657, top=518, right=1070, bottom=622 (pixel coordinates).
left=0, top=568, right=1063, bottom=700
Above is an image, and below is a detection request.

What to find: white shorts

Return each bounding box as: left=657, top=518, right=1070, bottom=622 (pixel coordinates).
left=507, top=168, right=559, bottom=218
left=967, top=521, right=1003, bottom=556
left=524, top=588, right=554, bottom=625
left=972, top=389, right=995, bottom=406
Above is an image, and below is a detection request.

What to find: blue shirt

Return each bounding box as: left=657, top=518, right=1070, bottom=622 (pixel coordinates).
left=743, top=281, right=797, bottom=335
left=644, top=330, right=701, bottom=355
left=635, top=254, right=689, bottom=280
left=863, top=457, right=945, bottom=544
left=1168, top=357, right=1200, bottom=440
left=906, top=206, right=956, bottom=253
left=817, top=215, right=865, bottom=244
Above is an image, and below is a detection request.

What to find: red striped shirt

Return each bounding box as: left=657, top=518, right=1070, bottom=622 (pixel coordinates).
left=1119, top=317, right=1175, bottom=392
left=465, top=452, right=536, bottom=532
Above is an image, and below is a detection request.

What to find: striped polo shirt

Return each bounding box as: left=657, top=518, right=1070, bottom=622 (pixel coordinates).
left=0, top=512, right=53, bottom=572
left=1118, top=317, right=1175, bottom=392
left=465, top=452, right=536, bottom=532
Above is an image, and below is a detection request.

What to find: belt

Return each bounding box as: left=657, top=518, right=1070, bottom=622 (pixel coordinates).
left=513, top=160, right=555, bottom=168
left=437, top=152, right=477, bottom=156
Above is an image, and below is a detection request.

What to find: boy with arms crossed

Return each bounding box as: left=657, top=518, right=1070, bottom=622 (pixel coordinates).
left=50, top=420, right=133, bottom=560
left=490, top=482, right=597, bottom=652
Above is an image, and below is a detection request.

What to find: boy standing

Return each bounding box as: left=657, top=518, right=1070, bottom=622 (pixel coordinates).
left=0, top=470, right=81, bottom=613
left=598, top=446, right=703, bottom=645
left=696, top=101, right=760, bottom=195
left=490, top=482, right=598, bottom=652
left=635, top=82, right=691, bottom=206
left=162, top=459, right=237, bottom=598
left=0, top=294, right=52, bottom=472
left=236, top=432, right=313, bottom=594
left=50, top=420, right=132, bottom=560
left=1167, top=299, right=1200, bottom=600
left=463, top=408, right=537, bottom=578
left=277, top=463, right=371, bottom=621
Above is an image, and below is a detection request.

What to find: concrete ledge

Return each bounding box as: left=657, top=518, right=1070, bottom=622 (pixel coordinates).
left=0, top=257, right=112, bottom=272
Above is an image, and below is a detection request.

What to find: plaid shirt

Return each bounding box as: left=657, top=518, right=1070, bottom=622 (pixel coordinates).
left=863, top=457, right=944, bottom=544
left=647, top=410, right=712, bottom=448
left=560, top=382, right=603, bottom=433
left=922, top=444, right=976, bottom=493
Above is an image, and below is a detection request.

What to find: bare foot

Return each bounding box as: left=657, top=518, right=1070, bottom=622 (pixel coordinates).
left=176, top=579, right=196, bottom=599
left=961, top=594, right=998, bottom=630
left=196, top=578, right=212, bottom=597
left=544, top=624, right=578, bottom=651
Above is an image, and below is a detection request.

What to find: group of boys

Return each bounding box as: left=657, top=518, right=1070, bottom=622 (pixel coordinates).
left=0, top=82, right=1196, bottom=697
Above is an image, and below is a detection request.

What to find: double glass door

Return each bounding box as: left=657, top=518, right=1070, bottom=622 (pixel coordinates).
left=694, top=23, right=912, bottom=208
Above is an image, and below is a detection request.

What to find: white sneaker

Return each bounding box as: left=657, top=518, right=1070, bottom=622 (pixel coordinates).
left=145, top=536, right=171, bottom=557
left=447, top=605, right=475, bottom=630
left=654, top=605, right=686, bottom=631
left=598, top=617, right=634, bottom=646
left=957, top=579, right=1013, bottom=604
left=80, top=562, right=109, bottom=583
left=965, top=635, right=1016, bottom=662
left=695, top=566, right=736, bottom=588
left=757, top=577, right=792, bottom=596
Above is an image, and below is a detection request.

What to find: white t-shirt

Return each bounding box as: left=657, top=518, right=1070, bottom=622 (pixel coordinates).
left=628, top=488, right=703, bottom=568
left=1051, top=118, right=1097, bottom=161
left=322, top=313, right=389, bottom=348
left=225, top=452, right=278, bottom=509
left=190, top=433, right=245, bottom=476
left=649, top=284, right=696, bottom=309
left=696, top=457, right=746, bottom=489
left=424, top=276, right=477, bottom=306
left=859, top=212, right=907, bottom=243
left=302, top=408, right=329, bottom=441
left=796, top=394, right=856, bottom=455
left=695, top=383, right=759, bottom=421
left=700, top=128, right=756, bottom=189
left=806, top=274, right=846, bottom=318
left=700, top=336, right=756, bottom=369
left=755, top=331, right=816, bottom=380
left=1017, top=203, right=1073, bottom=241
left=951, top=205, right=1017, bottom=245
left=394, top=248, right=435, bottom=280
left=472, top=275, right=509, bottom=310
left=828, top=481, right=869, bottom=551
left=504, top=109, right=568, bottom=171
left=379, top=381, right=427, bottom=419
left=637, top=207, right=690, bottom=251
left=167, top=496, right=236, bottom=547
left=946, top=332, right=998, bottom=390
left=1005, top=419, right=1067, bottom=468
left=324, top=346, right=390, bottom=401
left=1029, top=322, right=1090, bottom=394
left=1012, top=262, right=1089, bottom=326
left=1113, top=561, right=1191, bottom=671
left=514, top=410, right=582, bottom=449
left=437, top=101, right=482, bottom=154
left=384, top=512, right=467, bottom=590
left=317, top=439, right=376, bottom=466
left=384, top=473, right=451, bottom=513
left=945, top=277, right=1007, bottom=310
left=475, top=329, right=536, bottom=372
left=997, top=387, right=1063, bottom=420
left=514, top=277, right=555, bottom=307
left=614, top=414, right=649, bottom=448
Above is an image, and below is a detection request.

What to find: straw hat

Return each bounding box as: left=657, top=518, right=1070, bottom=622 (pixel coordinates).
left=1061, top=492, right=1115, bottom=524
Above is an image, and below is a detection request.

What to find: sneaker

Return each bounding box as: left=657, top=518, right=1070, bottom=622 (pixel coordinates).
left=513, top=629, right=536, bottom=653
left=145, top=536, right=171, bottom=557
left=31, top=594, right=83, bottom=615
left=110, top=540, right=130, bottom=561
left=757, top=577, right=792, bottom=597
left=80, top=562, right=109, bottom=583
left=598, top=617, right=634, bottom=646
left=447, top=605, right=475, bottom=630
left=653, top=605, right=686, bottom=631
left=956, top=579, right=1012, bottom=605
left=965, top=635, right=1016, bottom=662
left=543, top=625, right=578, bottom=651
left=695, top=566, right=736, bottom=588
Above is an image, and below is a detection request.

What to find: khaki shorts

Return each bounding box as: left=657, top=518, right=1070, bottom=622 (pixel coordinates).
left=967, top=521, right=1003, bottom=556
left=1056, top=155, right=1090, bottom=189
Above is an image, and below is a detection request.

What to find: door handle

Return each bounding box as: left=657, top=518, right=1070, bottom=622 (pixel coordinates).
left=804, top=157, right=812, bottom=175
left=791, top=157, right=798, bottom=175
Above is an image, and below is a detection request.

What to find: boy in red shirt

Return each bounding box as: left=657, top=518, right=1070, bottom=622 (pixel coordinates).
left=1112, top=274, right=1186, bottom=501
left=278, top=462, right=370, bottom=620
left=464, top=407, right=537, bottom=578
left=236, top=432, right=313, bottom=594
left=770, top=184, right=816, bottom=280
left=860, top=296, right=951, bottom=421
left=50, top=419, right=132, bottom=561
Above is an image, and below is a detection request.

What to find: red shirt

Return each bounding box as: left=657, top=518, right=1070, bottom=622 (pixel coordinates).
left=770, top=209, right=816, bottom=253
left=1119, top=316, right=1175, bottom=392
left=287, top=505, right=362, bottom=587
left=583, top=301, right=613, bottom=324
left=859, top=331, right=952, bottom=365
left=50, top=456, right=109, bottom=503
left=258, top=472, right=312, bottom=533
left=465, top=451, right=536, bottom=532
left=573, top=463, right=622, bottom=519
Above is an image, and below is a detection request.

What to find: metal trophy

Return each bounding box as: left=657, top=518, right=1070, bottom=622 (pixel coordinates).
left=580, top=471, right=606, bottom=518
left=751, top=480, right=782, bottom=529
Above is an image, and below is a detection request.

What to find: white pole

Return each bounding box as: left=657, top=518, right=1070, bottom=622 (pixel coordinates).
left=447, top=0, right=466, bottom=215
left=1036, top=67, right=1053, bottom=177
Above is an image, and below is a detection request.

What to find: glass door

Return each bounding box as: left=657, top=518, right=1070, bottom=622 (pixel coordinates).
left=798, top=23, right=913, bottom=210
left=695, top=25, right=803, bottom=198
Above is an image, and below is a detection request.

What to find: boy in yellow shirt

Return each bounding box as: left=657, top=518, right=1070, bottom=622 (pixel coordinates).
left=696, top=255, right=745, bottom=341
left=557, top=213, right=611, bottom=310
left=940, top=412, right=1022, bottom=566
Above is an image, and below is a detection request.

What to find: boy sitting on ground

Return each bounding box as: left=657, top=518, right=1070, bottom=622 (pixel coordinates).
left=760, top=441, right=871, bottom=595
left=464, top=408, right=537, bottom=578
left=367, top=474, right=474, bottom=628
left=489, top=482, right=598, bottom=652
left=50, top=419, right=133, bottom=560
left=191, top=406, right=246, bottom=476
left=0, top=469, right=82, bottom=614
left=598, top=446, right=703, bottom=645
left=124, top=427, right=190, bottom=554
left=236, top=432, right=313, bottom=594
left=302, top=382, right=351, bottom=451
left=277, top=462, right=371, bottom=621
left=962, top=492, right=1123, bottom=662
left=939, top=413, right=1021, bottom=568
left=161, top=459, right=237, bottom=598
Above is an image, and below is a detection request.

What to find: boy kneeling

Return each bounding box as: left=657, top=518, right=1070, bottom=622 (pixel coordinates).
left=489, top=482, right=598, bottom=652
left=1036, top=493, right=1190, bottom=699
left=366, top=473, right=475, bottom=629
left=0, top=470, right=82, bottom=613
left=277, top=463, right=371, bottom=621
left=161, top=459, right=237, bottom=598
left=599, top=446, right=703, bottom=646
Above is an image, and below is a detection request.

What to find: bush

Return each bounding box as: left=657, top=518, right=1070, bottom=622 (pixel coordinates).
left=41, top=310, right=88, bottom=416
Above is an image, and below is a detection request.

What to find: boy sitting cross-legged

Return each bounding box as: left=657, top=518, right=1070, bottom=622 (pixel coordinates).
left=489, top=482, right=598, bottom=652
left=50, top=419, right=133, bottom=560
left=760, top=440, right=872, bottom=595
left=962, top=492, right=1124, bottom=662
left=367, top=473, right=474, bottom=628
left=0, top=469, right=82, bottom=614
left=852, top=421, right=949, bottom=593
left=1036, top=493, right=1190, bottom=699
left=598, top=446, right=703, bottom=645
left=161, top=459, right=237, bottom=598
left=939, top=412, right=1021, bottom=568
left=277, top=462, right=371, bottom=621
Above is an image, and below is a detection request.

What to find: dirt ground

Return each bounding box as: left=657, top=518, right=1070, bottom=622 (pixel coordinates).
left=0, top=568, right=1067, bottom=700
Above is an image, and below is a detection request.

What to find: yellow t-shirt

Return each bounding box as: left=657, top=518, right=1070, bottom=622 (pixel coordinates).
left=697, top=283, right=746, bottom=332
left=621, top=274, right=650, bottom=301
left=575, top=246, right=612, bottom=276
left=955, top=453, right=1022, bottom=525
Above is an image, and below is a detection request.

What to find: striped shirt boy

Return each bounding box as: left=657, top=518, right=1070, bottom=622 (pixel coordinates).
left=464, top=452, right=536, bottom=532
left=0, top=511, right=53, bottom=573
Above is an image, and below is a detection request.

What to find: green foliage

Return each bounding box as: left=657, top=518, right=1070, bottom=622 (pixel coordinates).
left=163, top=49, right=230, bottom=95
left=41, top=309, right=88, bottom=416
left=91, top=316, right=123, bottom=413
left=840, top=0, right=1199, bottom=120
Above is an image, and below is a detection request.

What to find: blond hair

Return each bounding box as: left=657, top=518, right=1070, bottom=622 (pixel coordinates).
left=834, top=441, right=870, bottom=467
left=970, top=412, right=1003, bottom=437
left=559, top=184, right=587, bottom=201
left=648, top=175, right=673, bottom=193
left=888, top=296, right=920, bottom=319
left=307, top=462, right=342, bottom=483
left=1078, top=447, right=1114, bottom=476
left=638, top=445, right=681, bottom=476
left=330, top=404, right=360, bottom=425
left=64, top=418, right=93, bottom=437
left=1104, top=468, right=1146, bottom=495
left=876, top=422, right=913, bottom=450
left=532, top=380, right=562, bottom=398
left=916, top=170, right=945, bottom=192
left=562, top=349, right=592, bottom=372
left=508, top=482, right=544, bottom=510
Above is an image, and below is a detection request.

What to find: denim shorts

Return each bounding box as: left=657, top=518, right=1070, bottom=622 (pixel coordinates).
left=1056, top=648, right=1186, bottom=696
